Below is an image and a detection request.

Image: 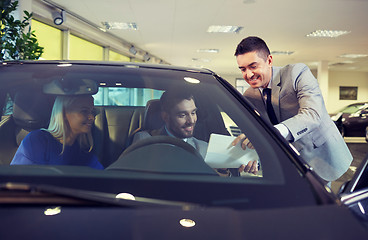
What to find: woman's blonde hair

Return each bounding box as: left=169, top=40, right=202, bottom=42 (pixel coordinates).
left=46, top=95, right=94, bottom=154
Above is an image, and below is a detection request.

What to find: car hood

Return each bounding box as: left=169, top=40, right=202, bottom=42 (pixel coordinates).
left=1, top=204, right=366, bottom=239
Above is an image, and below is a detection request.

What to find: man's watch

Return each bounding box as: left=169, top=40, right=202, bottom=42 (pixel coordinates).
left=216, top=168, right=232, bottom=177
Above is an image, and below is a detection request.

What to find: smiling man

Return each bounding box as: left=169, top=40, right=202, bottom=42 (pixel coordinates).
left=132, top=90, right=208, bottom=159
left=233, top=36, right=352, bottom=182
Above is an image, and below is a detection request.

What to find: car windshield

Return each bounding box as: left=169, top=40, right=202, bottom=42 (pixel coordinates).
left=0, top=61, right=321, bottom=209
left=339, top=104, right=367, bottom=114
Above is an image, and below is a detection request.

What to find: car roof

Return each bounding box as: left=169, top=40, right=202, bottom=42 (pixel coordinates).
left=0, top=60, right=215, bottom=74
left=0, top=61, right=221, bottom=92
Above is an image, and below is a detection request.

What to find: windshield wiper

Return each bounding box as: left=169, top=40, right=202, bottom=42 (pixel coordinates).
left=0, top=182, right=200, bottom=209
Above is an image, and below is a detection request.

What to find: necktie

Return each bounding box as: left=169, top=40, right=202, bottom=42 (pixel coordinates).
left=263, top=88, right=278, bottom=125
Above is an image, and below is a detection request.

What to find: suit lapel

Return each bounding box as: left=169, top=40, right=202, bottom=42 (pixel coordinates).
left=186, top=138, right=196, bottom=149
left=271, top=67, right=281, bottom=121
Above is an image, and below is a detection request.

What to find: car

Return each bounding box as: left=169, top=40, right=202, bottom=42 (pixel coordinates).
left=340, top=105, right=368, bottom=138
left=340, top=104, right=368, bottom=138
left=0, top=61, right=368, bottom=239
left=330, top=102, right=368, bottom=137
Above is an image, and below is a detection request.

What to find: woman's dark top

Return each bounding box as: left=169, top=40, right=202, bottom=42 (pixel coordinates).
left=11, top=129, right=103, bottom=169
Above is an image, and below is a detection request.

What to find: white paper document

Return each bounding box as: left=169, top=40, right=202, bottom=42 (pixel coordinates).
left=204, top=133, right=259, bottom=168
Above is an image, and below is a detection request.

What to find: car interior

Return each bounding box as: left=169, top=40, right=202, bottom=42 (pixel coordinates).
left=1, top=63, right=290, bottom=185
left=0, top=83, right=231, bottom=169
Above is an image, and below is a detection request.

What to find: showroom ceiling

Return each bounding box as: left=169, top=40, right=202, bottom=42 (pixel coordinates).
left=41, top=0, right=368, bottom=76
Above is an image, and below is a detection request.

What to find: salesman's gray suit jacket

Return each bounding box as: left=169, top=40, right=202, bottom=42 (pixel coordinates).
left=132, top=127, right=208, bottom=159
left=244, top=63, right=352, bottom=181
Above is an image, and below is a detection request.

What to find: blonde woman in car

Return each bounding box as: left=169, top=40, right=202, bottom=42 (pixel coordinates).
left=11, top=95, right=103, bottom=169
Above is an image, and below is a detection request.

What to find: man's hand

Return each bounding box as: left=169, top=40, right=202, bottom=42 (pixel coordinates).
left=239, top=160, right=258, bottom=175
left=232, top=133, right=254, bottom=150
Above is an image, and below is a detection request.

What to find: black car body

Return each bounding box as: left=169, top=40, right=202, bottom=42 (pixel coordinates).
left=341, top=105, right=368, bottom=139
left=0, top=61, right=367, bottom=239
left=330, top=102, right=368, bottom=139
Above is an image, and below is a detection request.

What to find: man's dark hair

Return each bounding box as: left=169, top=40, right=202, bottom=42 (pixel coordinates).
left=160, top=89, right=195, bottom=113
left=234, top=36, right=270, bottom=60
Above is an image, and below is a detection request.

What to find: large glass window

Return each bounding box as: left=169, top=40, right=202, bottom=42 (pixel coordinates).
left=69, top=35, right=103, bottom=60
left=31, top=20, right=62, bottom=60
left=109, top=50, right=130, bottom=62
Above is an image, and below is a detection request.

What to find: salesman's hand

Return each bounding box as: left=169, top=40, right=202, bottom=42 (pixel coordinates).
left=239, top=160, right=258, bottom=175
left=232, top=133, right=254, bottom=150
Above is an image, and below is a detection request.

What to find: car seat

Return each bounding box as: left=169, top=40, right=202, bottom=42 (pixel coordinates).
left=0, top=90, right=54, bottom=165
left=142, top=99, right=164, bottom=131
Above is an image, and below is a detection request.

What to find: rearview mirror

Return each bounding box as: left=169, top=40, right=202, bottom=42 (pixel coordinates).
left=43, top=78, right=98, bottom=95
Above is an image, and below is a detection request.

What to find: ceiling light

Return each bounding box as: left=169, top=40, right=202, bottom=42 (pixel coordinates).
left=124, top=65, right=140, bottom=68
left=271, top=51, right=294, bottom=55
left=197, top=49, right=219, bottom=53
left=116, top=193, right=135, bottom=200
left=192, top=58, right=210, bottom=62
left=57, top=63, right=72, bottom=67
left=143, top=53, right=150, bottom=61
left=129, top=46, right=137, bottom=55
left=52, top=10, right=64, bottom=25
left=207, top=25, right=243, bottom=33
left=340, top=53, right=368, bottom=58
left=340, top=60, right=354, bottom=64
left=184, top=77, right=200, bottom=84
left=179, top=219, right=196, bottom=228
left=101, top=22, right=138, bottom=30
left=44, top=207, right=61, bottom=216
left=306, top=30, right=350, bottom=38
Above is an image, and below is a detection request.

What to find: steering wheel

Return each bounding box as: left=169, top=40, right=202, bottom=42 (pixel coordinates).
left=106, top=136, right=217, bottom=175
left=122, top=136, right=203, bottom=159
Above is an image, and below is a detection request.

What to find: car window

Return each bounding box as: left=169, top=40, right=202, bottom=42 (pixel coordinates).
left=342, top=104, right=366, bottom=114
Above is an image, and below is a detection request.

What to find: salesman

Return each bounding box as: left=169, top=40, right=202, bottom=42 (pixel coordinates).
left=233, top=36, right=352, bottom=182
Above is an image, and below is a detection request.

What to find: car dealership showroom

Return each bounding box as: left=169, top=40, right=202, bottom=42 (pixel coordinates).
left=1, top=0, right=368, bottom=239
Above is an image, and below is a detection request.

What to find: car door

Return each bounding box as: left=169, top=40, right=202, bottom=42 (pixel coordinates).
left=358, top=107, right=368, bottom=136
left=339, top=153, right=368, bottom=228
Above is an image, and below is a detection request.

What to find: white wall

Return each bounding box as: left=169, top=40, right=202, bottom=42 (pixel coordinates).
left=328, top=71, right=368, bottom=113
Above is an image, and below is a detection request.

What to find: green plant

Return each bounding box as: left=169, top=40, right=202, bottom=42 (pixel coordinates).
left=1, top=0, right=44, bottom=60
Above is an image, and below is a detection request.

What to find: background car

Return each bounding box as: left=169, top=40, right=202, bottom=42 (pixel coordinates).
left=330, top=102, right=368, bottom=134
left=0, top=61, right=368, bottom=239
left=331, top=103, right=368, bottom=138
left=336, top=103, right=368, bottom=137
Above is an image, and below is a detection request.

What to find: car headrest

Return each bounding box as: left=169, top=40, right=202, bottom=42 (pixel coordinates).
left=143, top=99, right=164, bottom=131
left=12, top=91, right=54, bottom=130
